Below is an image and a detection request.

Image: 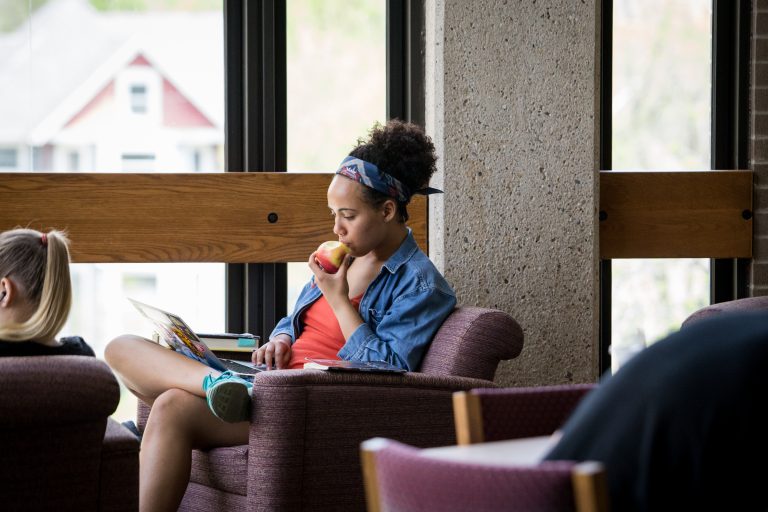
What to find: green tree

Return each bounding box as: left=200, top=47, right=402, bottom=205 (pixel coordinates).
left=0, top=0, right=48, bottom=32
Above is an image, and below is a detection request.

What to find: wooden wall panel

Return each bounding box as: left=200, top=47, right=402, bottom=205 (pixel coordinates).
left=600, top=170, right=752, bottom=259
left=0, top=173, right=427, bottom=263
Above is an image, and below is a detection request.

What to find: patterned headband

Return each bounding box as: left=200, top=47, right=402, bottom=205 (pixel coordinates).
left=335, top=156, right=442, bottom=203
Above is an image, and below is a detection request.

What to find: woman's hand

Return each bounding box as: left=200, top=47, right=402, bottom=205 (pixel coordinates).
left=253, top=334, right=292, bottom=369
left=308, top=250, right=352, bottom=309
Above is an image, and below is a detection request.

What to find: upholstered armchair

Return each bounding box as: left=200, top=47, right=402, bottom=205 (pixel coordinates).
left=137, top=306, right=524, bottom=511
left=0, top=356, right=139, bottom=512
left=360, top=437, right=609, bottom=512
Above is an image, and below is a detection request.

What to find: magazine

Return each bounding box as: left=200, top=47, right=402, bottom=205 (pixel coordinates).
left=303, top=358, right=408, bottom=374
left=129, top=298, right=265, bottom=376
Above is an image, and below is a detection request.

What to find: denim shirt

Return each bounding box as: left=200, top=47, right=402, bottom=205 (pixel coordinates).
left=270, top=229, right=456, bottom=371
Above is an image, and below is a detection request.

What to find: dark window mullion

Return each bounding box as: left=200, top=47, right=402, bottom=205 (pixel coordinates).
left=599, top=0, right=612, bottom=375
left=225, top=0, right=246, bottom=333
left=711, top=0, right=751, bottom=303
left=225, top=0, right=287, bottom=341
left=387, top=0, right=424, bottom=124
left=244, top=0, right=287, bottom=341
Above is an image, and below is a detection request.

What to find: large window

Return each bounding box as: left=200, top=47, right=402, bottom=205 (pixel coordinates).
left=3, top=0, right=395, bottom=421
left=1, top=0, right=225, bottom=420
left=610, top=0, right=711, bottom=366
left=285, top=0, right=386, bottom=311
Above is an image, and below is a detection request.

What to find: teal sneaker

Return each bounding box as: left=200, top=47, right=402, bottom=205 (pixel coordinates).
left=203, top=371, right=254, bottom=423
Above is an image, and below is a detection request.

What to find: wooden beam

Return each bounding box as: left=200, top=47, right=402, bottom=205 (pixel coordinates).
left=0, top=173, right=427, bottom=263
left=600, top=170, right=752, bottom=259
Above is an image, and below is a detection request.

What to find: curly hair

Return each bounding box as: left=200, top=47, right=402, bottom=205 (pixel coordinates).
left=348, top=119, right=437, bottom=223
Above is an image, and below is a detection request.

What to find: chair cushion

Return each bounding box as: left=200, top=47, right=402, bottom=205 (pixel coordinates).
left=190, top=445, right=249, bottom=496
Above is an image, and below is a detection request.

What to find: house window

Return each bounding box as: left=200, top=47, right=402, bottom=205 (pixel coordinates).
left=0, top=148, right=17, bottom=169
left=193, top=149, right=202, bottom=172
left=130, top=84, right=148, bottom=114
left=121, top=153, right=156, bottom=172
left=68, top=151, right=80, bottom=171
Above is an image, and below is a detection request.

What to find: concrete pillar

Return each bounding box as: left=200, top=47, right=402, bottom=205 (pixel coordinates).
left=426, top=0, right=601, bottom=385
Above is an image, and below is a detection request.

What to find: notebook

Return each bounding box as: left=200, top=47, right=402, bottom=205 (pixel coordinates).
left=128, top=298, right=266, bottom=376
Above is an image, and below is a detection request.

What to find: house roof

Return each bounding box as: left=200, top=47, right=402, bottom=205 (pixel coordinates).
left=0, top=0, right=224, bottom=145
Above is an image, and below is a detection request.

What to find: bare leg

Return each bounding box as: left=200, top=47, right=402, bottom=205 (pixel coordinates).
left=140, top=388, right=249, bottom=512
left=106, top=335, right=250, bottom=511
left=105, top=334, right=217, bottom=401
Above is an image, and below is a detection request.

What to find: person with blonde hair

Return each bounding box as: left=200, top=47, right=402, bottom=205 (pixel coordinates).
left=0, top=228, right=92, bottom=357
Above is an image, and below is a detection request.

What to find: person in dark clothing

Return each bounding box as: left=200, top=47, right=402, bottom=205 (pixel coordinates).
left=0, top=228, right=94, bottom=357
left=0, top=335, right=93, bottom=356
left=544, top=311, right=768, bottom=512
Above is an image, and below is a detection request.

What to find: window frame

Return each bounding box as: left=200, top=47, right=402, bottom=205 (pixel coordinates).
left=599, top=0, right=752, bottom=373
left=224, top=0, right=424, bottom=341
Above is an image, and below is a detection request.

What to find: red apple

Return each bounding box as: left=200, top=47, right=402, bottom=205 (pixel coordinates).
left=315, top=241, right=350, bottom=274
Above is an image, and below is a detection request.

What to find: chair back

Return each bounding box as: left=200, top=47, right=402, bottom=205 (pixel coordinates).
left=361, top=437, right=609, bottom=512
left=453, top=384, right=596, bottom=445
left=419, top=307, right=524, bottom=380
left=0, top=356, right=121, bottom=511
left=681, top=296, right=768, bottom=328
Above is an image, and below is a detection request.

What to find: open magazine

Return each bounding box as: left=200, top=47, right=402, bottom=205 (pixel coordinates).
left=303, top=358, right=407, bottom=374
left=129, top=298, right=265, bottom=376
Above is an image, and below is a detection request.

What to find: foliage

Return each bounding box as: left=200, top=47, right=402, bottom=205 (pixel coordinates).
left=0, top=0, right=49, bottom=32
left=612, top=0, right=712, bottom=348
left=285, top=0, right=386, bottom=172
left=0, top=0, right=221, bottom=33
left=613, top=0, right=711, bottom=171
left=90, top=0, right=221, bottom=11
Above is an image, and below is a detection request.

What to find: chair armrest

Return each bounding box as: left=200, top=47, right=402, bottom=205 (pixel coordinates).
left=136, top=370, right=496, bottom=431
left=250, top=368, right=497, bottom=390
left=247, top=370, right=497, bottom=448
left=0, top=356, right=119, bottom=425
left=420, top=307, right=524, bottom=380
left=99, top=418, right=139, bottom=512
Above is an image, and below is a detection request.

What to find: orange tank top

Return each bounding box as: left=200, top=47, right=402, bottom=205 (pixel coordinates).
left=288, top=293, right=364, bottom=369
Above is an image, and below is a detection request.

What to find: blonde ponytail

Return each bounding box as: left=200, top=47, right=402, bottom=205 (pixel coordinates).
left=0, top=229, right=72, bottom=342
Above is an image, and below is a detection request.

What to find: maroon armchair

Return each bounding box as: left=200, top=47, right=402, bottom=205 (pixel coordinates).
left=137, top=306, right=524, bottom=511
left=361, top=437, right=608, bottom=512
left=0, top=356, right=139, bottom=512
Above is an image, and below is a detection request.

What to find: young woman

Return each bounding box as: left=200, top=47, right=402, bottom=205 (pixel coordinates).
left=0, top=228, right=92, bottom=357
left=105, top=120, right=457, bottom=512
